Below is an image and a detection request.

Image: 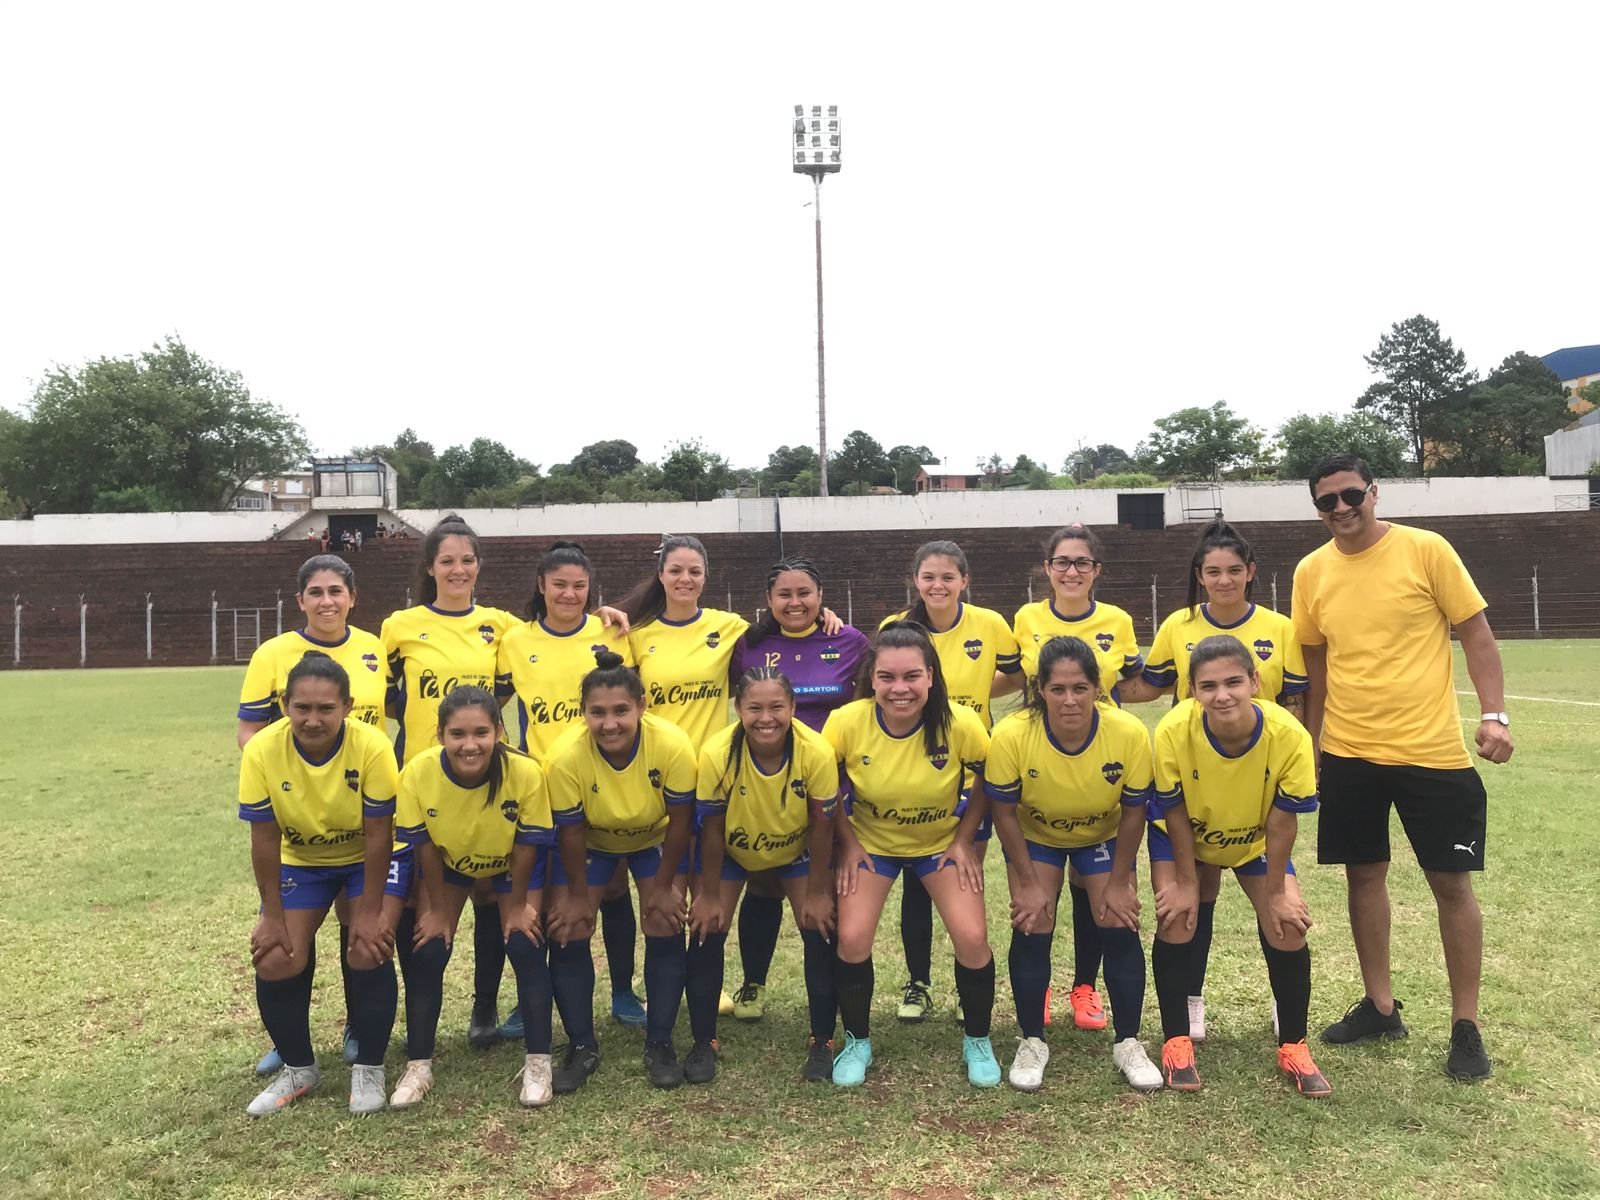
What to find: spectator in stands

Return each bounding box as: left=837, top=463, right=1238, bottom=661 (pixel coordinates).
left=354, top=529, right=364, bottom=553
left=320, top=529, right=331, bottom=553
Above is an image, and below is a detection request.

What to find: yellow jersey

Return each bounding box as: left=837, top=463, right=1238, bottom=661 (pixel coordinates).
left=627, top=608, right=750, bottom=750
left=543, top=711, right=698, bottom=854
left=881, top=604, right=1022, bottom=728
left=1292, top=524, right=1486, bottom=769
left=822, top=699, right=989, bottom=858
left=380, top=603, right=519, bottom=766
left=1013, top=600, right=1143, bottom=703
left=696, top=719, right=841, bottom=872
left=1152, top=699, right=1318, bottom=869
left=238, top=719, right=399, bottom=868
left=237, top=627, right=389, bottom=731
left=985, top=706, right=1154, bottom=849
left=497, top=615, right=634, bottom=760
left=394, top=748, right=553, bottom=878
left=1143, top=603, right=1308, bottom=704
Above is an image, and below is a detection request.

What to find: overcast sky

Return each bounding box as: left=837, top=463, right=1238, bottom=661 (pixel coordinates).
left=2, top=2, right=1595, bottom=476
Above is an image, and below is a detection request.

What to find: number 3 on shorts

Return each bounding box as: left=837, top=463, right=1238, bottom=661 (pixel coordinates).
left=1091, top=843, right=1112, bottom=865
left=386, top=858, right=402, bottom=887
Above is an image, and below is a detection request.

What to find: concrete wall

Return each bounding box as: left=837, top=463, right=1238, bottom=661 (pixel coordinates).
left=1546, top=424, right=1600, bottom=478
left=0, top=509, right=283, bottom=545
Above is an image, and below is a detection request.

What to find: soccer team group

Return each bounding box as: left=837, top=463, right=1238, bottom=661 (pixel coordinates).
left=236, top=453, right=1515, bottom=1117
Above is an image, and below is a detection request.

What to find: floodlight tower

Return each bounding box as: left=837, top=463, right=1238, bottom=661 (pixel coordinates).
left=793, top=104, right=841, bottom=497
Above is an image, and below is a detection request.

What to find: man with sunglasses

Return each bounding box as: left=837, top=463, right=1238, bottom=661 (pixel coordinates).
left=1290, top=454, right=1512, bottom=1082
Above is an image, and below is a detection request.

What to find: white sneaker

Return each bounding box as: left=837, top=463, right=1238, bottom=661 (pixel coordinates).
left=246, top=1063, right=320, bottom=1117
left=1271, top=997, right=1280, bottom=1040
left=1112, top=1038, right=1163, bottom=1092
left=389, top=1059, right=434, bottom=1109
left=349, top=1064, right=386, bottom=1115
left=1008, top=1037, right=1050, bottom=1092
left=519, top=1053, right=554, bottom=1107
left=1188, top=995, right=1207, bottom=1044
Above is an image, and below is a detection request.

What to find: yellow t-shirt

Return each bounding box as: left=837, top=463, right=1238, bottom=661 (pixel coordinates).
left=822, top=699, right=990, bottom=858
left=696, top=719, right=840, bottom=872
left=1152, top=699, right=1318, bottom=869
left=237, top=719, right=399, bottom=868
left=985, top=706, right=1153, bottom=849
left=880, top=604, right=1022, bottom=728
left=1013, top=600, right=1143, bottom=703
left=627, top=608, right=751, bottom=750
left=237, top=627, right=389, bottom=731
left=1292, top=524, right=1486, bottom=769
left=380, top=604, right=519, bottom=765
left=543, top=711, right=698, bottom=854
left=1144, top=603, right=1308, bottom=703
left=497, top=615, right=634, bottom=760
left=394, top=748, right=552, bottom=878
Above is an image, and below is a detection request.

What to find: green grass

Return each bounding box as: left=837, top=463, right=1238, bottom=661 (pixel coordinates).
left=2, top=643, right=1598, bottom=1199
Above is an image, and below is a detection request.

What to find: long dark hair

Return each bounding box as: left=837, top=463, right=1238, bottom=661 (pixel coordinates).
left=1186, top=520, right=1255, bottom=615
left=745, top=556, right=824, bottom=644
left=417, top=514, right=482, bottom=607
left=580, top=648, right=646, bottom=705
left=1025, top=636, right=1101, bottom=721
left=613, top=534, right=708, bottom=627
left=284, top=650, right=351, bottom=702
left=905, top=541, right=968, bottom=628
left=717, top=667, right=798, bottom=803
left=296, top=554, right=355, bottom=594
left=859, top=620, right=953, bottom=757
left=437, top=685, right=526, bottom=809
left=526, top=540, right=593, bottom=622
left=1044, top=523, right=1106, bottom=600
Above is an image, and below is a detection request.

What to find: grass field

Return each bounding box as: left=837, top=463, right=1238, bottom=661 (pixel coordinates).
left=2, top=641, right=1598, bottom=1199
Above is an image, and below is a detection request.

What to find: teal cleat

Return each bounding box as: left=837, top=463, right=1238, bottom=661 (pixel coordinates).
left=963, top=1035, right=1001, bottom=1088
left=831, top=1033, right=873, bottom=1087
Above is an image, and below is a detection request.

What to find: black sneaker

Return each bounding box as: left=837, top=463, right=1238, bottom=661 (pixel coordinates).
left=553, top=1044, right=601, bottom=1094
left=1445, top=1019, right=1491, bottom=1080
left=803, top=1036, right=833, bottom=1083
left=684, top=1038, right=719, bottom=1085
left=1320, top=997, right=1408, bottom=1045
left=467, top=1002, right=501, bottom=1049
left=643, top=1041, right=684, bottom=1089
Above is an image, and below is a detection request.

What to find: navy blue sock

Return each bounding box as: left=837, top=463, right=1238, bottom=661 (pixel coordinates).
left=600, top=893, right=638, bottom=995
left=835, top=955, right=874, bottom=1039
left=800, top=927, right=836, bottom=1042
left=643, top=933, right=686, bottom=1044
left=549, top=936, right=597, bottom=1048
left=406, top=936, right=452, bottom=1060
left=900, top=874, right=933, bottom=984
left=1259, top=926, right=1311, bottom=1045
left=686, top=932, right=728, bottom=1042
left=505, top=931, right=553, bottom=1054
left=955, top=956, right=996, bottom=1039
left=472, top=903, right=505, bottom=1012
left=1152, top=935, right=1196, bottom=1041
left=1008, top=930, right=1053, bottom=1040
left=346, top=960, right=397, bottom=1067
left=257, top=967, right=314, bottom=1068
left=1099, top=925, right=1146, bottom=1043
left=737, top=893, right=784, bottom=986
left=1193, top=900, right=1216, bottom=993
left=1070, top=882, right=1102, bottom=988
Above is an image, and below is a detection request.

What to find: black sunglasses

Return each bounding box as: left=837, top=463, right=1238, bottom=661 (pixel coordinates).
left=1312, top=484, right=1373, bottom=513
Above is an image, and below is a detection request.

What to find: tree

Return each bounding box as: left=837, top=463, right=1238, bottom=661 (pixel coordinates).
left=1, top=336, right=310, bottom=516
left=830, top=430, right=889, bottom=494
left=1575, top=380, right=1600, bottom=415
left=1428, top=382, right=1571, bottom=476
left=979, top=453, right=1010, bottom=489
left=761, top=444, right=820, bottom=496
left=601, top=463, right=677, bottom=503
left=1011, top=453, right=1052, bottom=489
left=416, top=438, right=536, bottom=508
left=661, top=439, right=736, bottom=502
left=1137, top=402, right=1264, bottom=479
left=1275, top=412, right=1409, bottom=481
left=1356, top=315, right=1476, bottom=471
left=564, top=439, right=641, bottom=486
left=352, top=429, right=435, bottom=505
left=1063, top=443, right=1136, bottom=482
left=885, top=443, right=936, bottom=494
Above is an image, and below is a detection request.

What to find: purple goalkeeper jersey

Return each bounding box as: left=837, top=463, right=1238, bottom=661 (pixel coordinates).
left=731, top=624, right=870, bottom=731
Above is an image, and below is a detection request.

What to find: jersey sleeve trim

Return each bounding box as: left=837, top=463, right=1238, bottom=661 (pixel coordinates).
left=1141, top=662, right=1178, bottom=688
left=551, top=804, right=585, bottom=827
left=362, top=795, right=396, bottom=819
left=1152, top=784, right=1185, bottom=812
left=1273, top=789, right=1319, bottom=814
left=664, top=786, right=695, bottom=808
left=984, top=778, right=1022, bottom=804
left=396, top=822, right=431, bottom=844
left=1120, top=784, right=1154, bottom=808
left=515, top=822, right=557, bottom=846
left=237, top=698, right=278, bottom=722
left=238, top=798, right=276, bottom=823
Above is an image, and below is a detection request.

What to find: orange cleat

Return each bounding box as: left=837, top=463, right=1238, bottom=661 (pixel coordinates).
left=1278, top=1040, right=1332, bottom=1098
left=1069, top=984, right=1107, bottom=1031
left=1161, top=1036, right=1202, bottom=1092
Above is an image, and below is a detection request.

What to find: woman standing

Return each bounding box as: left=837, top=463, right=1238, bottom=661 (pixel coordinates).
left=823, top=622, right=999, bottom=1089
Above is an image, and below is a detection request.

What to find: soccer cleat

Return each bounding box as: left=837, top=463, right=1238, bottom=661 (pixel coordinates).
left=1445, top=1019, right=1491, bottom=1081
left=1160, top=1036, right=1202, bottom=1092
left=553, top=1044, right=601, bottom=1094
left=348, top=1063, right=386, bottom=1115
left=342, top=1024, right=360, bottom=1065
left=1113, top=1037, right=1164, bottom=1092
left=255, top=1045, right=284, bottom=1076
left=684, top=1038, right=719, bottom=1085
left=1008, top=1036, right=1050, bottom=1092
left=1069, top=984, right=1107, bottom=1031
left=611, top=991, right=648, bottom=1028
left=1278, top=1040, right=1333, bottom=1098
left=897, top=980, right=933, bottom=1023
left=717, top=991, right=736, bottom=1017
left=732, top=982, right=767, bottom=1021
left=467, top=1001, right=501, bottom=1049
left=1043, top=982, right=1053, bottom=1028
left=388, top=1059, right=434, bottom=1109
left=803, top=1037, right=834, bottom=1083
left=644, top=1041, right=685, bottom=1089
left=1320, top=996, right=1408, bottom=1045
left=1188, top=995, right=1207, bottom=1044
left=831, top=1033, right=872, bottom=1087
left=496, top=1007, right=526, bottom=1041
left=963, top=1035, right=1002, bottom=1089
left=519, top=1053, right=554, bottom=1107
left=246, top=1063, right=321, bottom=1117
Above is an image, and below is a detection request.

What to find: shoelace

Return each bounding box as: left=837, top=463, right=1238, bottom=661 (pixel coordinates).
left=904, top=982, right=931, bottom=1007
left=1014, top=1039, right=1046, bottom=1068
left=735, top=983, right=761, bottom=1004
left=1454, top=1024, right=1484, bottom=1056
left=1280, top=1042, right=1318, bottom=1073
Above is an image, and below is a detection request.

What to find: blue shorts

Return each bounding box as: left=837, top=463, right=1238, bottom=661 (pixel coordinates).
left=863, top=852, right=955, bottom=881
left=951, top=796, right=993, bottom=843
left=1002, top=838, right=1120, bottom=876
left=548, top=844, right=690, bottom=888
left=1146, top=823, right=1296, bottom=877
left=277, top=847, right=414, bottom=911
left=719, top=851, right=812, bottom=882
left=441, top=848, right=548, bottom=895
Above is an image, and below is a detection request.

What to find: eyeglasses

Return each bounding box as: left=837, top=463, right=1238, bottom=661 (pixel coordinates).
left=1312, top=484, right=1373, bottom=513
left=1045, top=556, right=1100, bottom=574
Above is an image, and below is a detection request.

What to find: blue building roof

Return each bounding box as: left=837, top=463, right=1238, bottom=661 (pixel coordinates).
left=1541, top=345, right=1600, bottom=382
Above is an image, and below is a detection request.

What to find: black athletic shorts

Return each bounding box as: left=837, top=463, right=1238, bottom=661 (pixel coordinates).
left=1316, top=752, right=1486, bottom=872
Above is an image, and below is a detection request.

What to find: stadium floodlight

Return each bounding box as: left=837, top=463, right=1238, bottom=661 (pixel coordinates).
left=792, top=104, right=841, bottom=496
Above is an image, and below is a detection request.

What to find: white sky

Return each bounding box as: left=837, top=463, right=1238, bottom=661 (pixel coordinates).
left=2, top=2, right=1595, bottom=477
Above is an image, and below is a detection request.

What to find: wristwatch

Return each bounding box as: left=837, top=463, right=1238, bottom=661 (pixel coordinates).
left=1480, top=712, right=1510, bottom=726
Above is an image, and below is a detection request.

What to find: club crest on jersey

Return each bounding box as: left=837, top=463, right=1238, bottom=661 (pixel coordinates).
left=1252, top=638, right=1274, bottom=662
left=649, top=768, right=663, bottom=788
left=963, top=638, right=983, bottom=661
left=478, top=624, right=496, bottom=645
left=1101, top=761, right=1124, bottom=785
left=789, top=779, right=808, bottom=800
left=500, top=798, right=518, bottom=823
left=361, top=653, right=379, bottom=673
left=343, top=769, right=360, bottom=793
left=820, top=647, right=840, bottom=662
left=928, top=745, right=950, bottom=770
left=705, top=631, right=721, bottom=650
left=1095, top=632, right=1114, bottom=651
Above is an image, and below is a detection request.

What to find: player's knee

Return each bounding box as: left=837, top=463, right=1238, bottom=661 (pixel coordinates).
left=1258, top=922, right=1305, bottom=953
left=255, top=949, right=300, bottom=982
left=1156, top=921, right=1195, bottom=947
left=1423, top=869, right=1475, bottom=904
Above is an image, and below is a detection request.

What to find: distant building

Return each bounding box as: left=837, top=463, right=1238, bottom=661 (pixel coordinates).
left=232, top=471, right=313, bottom=513
left=1544, top=407, right=1600, bottom=480
left=914, top=464, right=983, bottom=493
left=1541, top=345, right=1600, bottom=410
